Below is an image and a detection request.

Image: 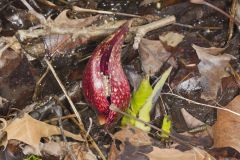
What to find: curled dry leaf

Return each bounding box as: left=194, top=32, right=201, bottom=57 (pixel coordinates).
left=138, top=38, right=176, bottom=76
left=213, top=95, right=240, bottom=152
left=3, top=113, right=83, bottom=155
left=192, top=44, right=235, bottom=100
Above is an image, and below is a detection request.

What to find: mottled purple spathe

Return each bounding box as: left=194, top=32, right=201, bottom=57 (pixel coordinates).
left=82, top=22, right=131, bottom=124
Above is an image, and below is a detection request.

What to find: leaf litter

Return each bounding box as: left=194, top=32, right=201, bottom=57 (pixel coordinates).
left=0, top=0, right=240, bottom=159
left=2, top=113, right=83, bottom=155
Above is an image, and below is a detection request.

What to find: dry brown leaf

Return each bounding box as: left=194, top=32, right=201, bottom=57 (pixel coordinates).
left=109, top=126, right=214, bottom=160
left=146, top=147, right=215, bottom=160
left=64, top=143, right=97, bottom=160
left=181, top=108, right=205, bottom=129
left=23, top=142, right=97, bottom=160
left=51, top=10, right=100, bottom=29
left=0, top=49, right=21, bottom=77
left=213, top=95, right=240, bottom=152
left=109, top=126, right=152, bottom=160
left=138, top=38, right=176, bottom=76
left=23, top=142, right=67, bottom=157
left=3, top=113, right=83, bottom=155
left=0, top=36, right=22, bottom=77
left=192, top=44, right=235, bottom=100
left=113, top=125, right=152, bottom=146
left=159, top=32, right=184, bottom=47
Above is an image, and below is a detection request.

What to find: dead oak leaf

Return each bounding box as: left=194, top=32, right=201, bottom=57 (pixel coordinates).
left=146, top=147, right=215, bottom=160
left=213, top=95, right=240, bottom=152
left=3, top=113, right=83, bottom=155
left=139, top=38, right=176, bottom=76
left=50, top=10, right=100, bottom=29
left=109, top=126, right=152, bottom=160
left=192, top=44, right=235, bottom=100
left=109, top=126, right=214, bottom=160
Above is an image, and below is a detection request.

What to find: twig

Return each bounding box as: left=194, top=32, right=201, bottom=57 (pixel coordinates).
left=44, top=59, right=106, bottom=160
left=33, top=67, right=50, bottom=101
left=162, top=93, right=240, bottom=117
left=45, top=59, right=85, bottom=128
left=228, top=0, right=237, bottom=40
left=54, top=105, right=77, bottom=160
left=173, top=23, right=222, bottom=30
left=86, top=118, right=93, bottom=138
left=73, top=6, right=141, bottom=18
left=44, top=114, right=76, bottom=123
left=133, top=16, right=176, bottom=50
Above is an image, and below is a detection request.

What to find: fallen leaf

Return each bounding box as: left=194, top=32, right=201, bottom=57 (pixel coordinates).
left=175, top=131, right=213, bottom=148
left=51, top=10, right=100, bottom=29
left=181, top=108, right=205, bottom=129
left=109, top=126, right=214, bottom=160
left=138, top=38, right=176, bottom=76
left=113, top=126, right=152, bottom=146
left=64, top=143, right=97, bottom=160
left=3, top=113, right=83, bottom=155
left=213, top=95, right=240, bottom=152
left=109, top=126, right=152, bottom=160
left=24, top=11, right=100, bottom=58
left=192, top=44, right=235, bottom=100
left=176, top=76, right=201, bottom=93
left=0, top=37, right=22, bottom=79
left=159, top=32, right=184, bottom=47
left=146, top=147, right=215, bottom=160
left=23, top=142, right=97, bottom=160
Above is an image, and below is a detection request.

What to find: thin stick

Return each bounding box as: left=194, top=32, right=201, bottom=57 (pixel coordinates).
left=133, top=16, right=176, bottom=49
left=44, top=114, right=76, bottom=123
left=86, top=118, right=93, bottom=139
left=45, top=59, right=84, bottom=128
left=33, top=67, right=50, bottom=101
left=73, top=6, right=141, bottom=18
left=173, top=23, right=222, bottom=30
left=162, top=93, right=240, bottom=117
left=228, top=0, right=237, bottom=40
left=44, top=59, right=106, bottom=160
